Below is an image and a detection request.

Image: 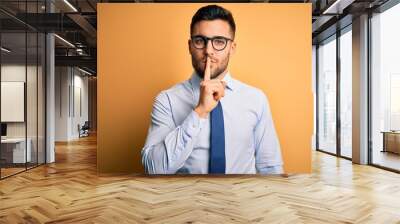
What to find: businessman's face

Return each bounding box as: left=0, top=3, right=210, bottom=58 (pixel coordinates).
left=189, top=19, right=236, bottom=80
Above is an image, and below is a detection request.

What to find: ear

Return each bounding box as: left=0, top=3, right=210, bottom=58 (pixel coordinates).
left=230, top=41, right=236, bottom=55
left=188, top=39, right=192, bottom=55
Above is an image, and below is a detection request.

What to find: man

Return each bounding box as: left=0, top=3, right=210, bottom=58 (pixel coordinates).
left=141, top=5, right=283, bottom=174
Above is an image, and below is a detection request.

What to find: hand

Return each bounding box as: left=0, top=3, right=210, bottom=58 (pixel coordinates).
left=194, top=56, right=226, bottom=118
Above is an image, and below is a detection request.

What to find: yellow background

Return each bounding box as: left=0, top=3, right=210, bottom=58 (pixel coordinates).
left=97, top=3, right=312, bottom=173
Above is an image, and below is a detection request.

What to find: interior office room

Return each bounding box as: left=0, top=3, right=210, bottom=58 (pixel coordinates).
left=0, top=0, right=399, bottom=223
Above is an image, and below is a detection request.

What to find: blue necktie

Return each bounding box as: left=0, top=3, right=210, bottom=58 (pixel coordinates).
left=209, top=101, right=226, bottom=174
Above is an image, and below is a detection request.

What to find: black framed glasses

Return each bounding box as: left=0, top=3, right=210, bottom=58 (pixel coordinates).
left=190, top=35, right=233, bottom=51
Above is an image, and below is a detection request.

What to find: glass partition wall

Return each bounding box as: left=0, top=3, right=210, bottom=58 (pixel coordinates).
left=0, top=1, right=46, bottom=179
left=316, top=0, right=400, bottom=173
left=370, top=2, right=400, bottom=172
left=317, top=35, right=337, bottom=155
left=316, top=26, right=353, bottom=159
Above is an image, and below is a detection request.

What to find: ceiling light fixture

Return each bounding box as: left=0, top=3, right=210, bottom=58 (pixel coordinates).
left=78, top=67, right=93, bottom=76
left=322, top=0, right=354, bottom=15
left=63, top=0, right=78, bottom=12
left=1, top=47, right=11, bottom=53
left=54, top=34, right=75, bottom=48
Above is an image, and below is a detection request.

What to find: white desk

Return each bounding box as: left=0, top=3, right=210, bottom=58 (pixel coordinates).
left=1, top=138, right=32, bottom=163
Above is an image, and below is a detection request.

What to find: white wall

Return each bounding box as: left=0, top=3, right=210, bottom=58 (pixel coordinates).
left=55, top=66, right=69, bottom=141
left=1, top=65, right=39, bottom=138
left=72, top=72, right=89, bottom=138
left=55, top=67, right=89, bottom=141
left=1, top=65, right=26, bottom=134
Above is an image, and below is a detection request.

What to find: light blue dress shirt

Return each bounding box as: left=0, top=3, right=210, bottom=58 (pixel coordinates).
left=141, top=71, right=284, bottom=174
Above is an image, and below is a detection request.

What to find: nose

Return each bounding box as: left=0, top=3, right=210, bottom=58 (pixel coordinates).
left=205, top=39, right=214, bottom=56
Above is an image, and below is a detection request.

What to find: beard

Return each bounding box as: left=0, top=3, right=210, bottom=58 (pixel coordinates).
left=192, top=54, right=230, bottom=80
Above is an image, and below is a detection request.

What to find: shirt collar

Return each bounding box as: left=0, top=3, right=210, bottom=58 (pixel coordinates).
left=189, top=71, right=236, bottom=91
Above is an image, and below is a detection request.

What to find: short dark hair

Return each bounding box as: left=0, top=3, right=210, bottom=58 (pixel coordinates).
left=190, top=5, right=236, bottom=39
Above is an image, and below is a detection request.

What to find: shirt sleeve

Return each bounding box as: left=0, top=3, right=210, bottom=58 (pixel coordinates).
left=254, top=91, right=284, bottom=175
left=141, top=92, right=207, bottom=174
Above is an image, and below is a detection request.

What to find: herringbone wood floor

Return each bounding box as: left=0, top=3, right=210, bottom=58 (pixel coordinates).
left=1, top=134, right=400, bottom=223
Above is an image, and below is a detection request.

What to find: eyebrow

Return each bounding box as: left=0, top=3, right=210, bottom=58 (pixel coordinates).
left=192, top=35, right=231, bottom=39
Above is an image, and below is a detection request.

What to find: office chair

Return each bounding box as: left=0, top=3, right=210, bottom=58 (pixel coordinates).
left=79, top=121, right=90, bottom=138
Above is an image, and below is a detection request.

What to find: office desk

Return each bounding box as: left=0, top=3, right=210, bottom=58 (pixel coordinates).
left=1, top=138, right=32, bottom=164
left=381, top=131, right=400, bottom=154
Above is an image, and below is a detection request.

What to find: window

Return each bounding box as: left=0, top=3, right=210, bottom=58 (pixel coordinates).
left=371, top=2, right=400, bottom=171
left=317, top=35, right=337, bottom=154
left=339, top=27, right=352, bottom=158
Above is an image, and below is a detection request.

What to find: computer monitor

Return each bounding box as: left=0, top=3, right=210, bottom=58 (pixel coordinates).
left=1, top=123, right=7, bottom=137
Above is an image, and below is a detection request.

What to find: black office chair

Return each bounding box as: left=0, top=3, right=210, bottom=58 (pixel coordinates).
left=79, top=121, right=90, bottom=138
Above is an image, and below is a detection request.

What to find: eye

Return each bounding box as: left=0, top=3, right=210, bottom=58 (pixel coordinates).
left=213, top=38, right=226, bottom=46
left=214, top=38, right=226, bottom=44
left=193, top=37, right=205, bottom=45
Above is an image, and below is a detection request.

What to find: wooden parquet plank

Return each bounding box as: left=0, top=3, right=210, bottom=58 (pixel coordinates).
left=0, top=134, right=400, bottom=223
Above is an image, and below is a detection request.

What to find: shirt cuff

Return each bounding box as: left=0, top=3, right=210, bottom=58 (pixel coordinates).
left=257, top=165, right=284, bottom=175
left=181, top=110, right=207, bottom=138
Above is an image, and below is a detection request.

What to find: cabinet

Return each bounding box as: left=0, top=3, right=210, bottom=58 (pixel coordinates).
left=382, top=131, right=400, bottom=154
